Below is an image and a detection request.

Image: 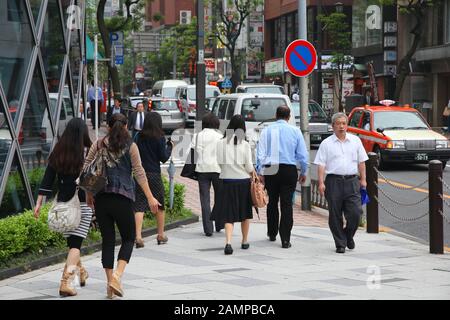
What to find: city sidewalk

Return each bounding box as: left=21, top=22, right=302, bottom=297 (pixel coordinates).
left=1, top=164, right=450, bottom=299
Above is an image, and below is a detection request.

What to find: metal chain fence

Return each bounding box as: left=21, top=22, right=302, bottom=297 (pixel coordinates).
left=375, top=182, right=429, bottom=207
left=374, top=195, right=429, bottom=222
left=375, top=168, right=428, bottom=190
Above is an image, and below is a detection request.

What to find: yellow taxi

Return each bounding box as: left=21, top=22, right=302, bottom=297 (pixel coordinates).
left=347, top=100, right=450, bottom=169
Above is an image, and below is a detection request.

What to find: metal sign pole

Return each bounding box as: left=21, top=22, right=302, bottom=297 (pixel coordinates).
left=94, top=34, right=99, bottom=140
left=299, top=0, right=311, bottom=210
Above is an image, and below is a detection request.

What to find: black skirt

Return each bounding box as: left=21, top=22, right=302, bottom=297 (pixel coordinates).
left=134, top=172, right=165, bottom=212
left=211, top=179, right=253, bottom=224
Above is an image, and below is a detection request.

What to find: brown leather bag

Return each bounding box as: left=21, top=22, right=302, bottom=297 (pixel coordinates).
left=250, top=171, right=269, bottom=208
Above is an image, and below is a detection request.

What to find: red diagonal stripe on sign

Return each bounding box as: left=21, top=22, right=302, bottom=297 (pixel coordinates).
left=292, top=48, right=309, bottom=68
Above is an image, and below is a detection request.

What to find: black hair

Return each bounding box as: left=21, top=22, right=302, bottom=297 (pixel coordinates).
left=224, top=114, right=246, bottom=145
left=140, top=112, right=164, bottom=139
left=91, top=80, right=94, bottom=86
left=202, top=112, right=220, bottom=130
left=276, top=106, right=290, bottom=120
left=49, top=118, right=92, bottom=175
left=107, top=113, right=130, bottom=154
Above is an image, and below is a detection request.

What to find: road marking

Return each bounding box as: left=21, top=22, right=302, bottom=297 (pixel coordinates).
left=378, top=178, right=450, bottom=199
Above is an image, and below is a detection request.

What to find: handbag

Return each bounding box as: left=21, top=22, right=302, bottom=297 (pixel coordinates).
left=48, top=188, right=82, bottom=233
left=78, top=139, right=108, bottom=195
left=443, top=107, right=450, bottom=117
left=181, top=133, right=199, bottom=180
left=250, top=171, right=269, bottom=208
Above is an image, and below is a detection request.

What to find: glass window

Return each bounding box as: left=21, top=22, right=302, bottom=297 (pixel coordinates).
left=19, top=64, right=54, bottom=174
left=226, top=100, right=236, bottom=120
left=349, top=110, right=363, bottom=127
left=187, top=87, right=220, bottom=100
left=0, top=0, right=34, bottom=124
left=0, top=98, right=13, bottom=183
left=152, top=100, right=179, bottom=110
left=362, top=112, right=371, bottom=130
left=241, top=98, right=286, bottom=122
left=41, top=1, right=66, bottom=103
left=161, top=87, right=177, bottom=98
left=218, top=99, right=228, bottom=119
left=446, top=0, right=450, bottom=43
left=29, top=0, right=44, bottom=26
left=352, top=0, right=383, bottom=48
left=211, top=98, right=220, bottom=116
left=69, top=29, right=82, bottom=102
left=373, top=111, right=429, bottom=130
left=244, top=86, right=284, bottom=94
left=291, top=101, right=327, bottom=121
left=0, top=153, right=32, bottom=218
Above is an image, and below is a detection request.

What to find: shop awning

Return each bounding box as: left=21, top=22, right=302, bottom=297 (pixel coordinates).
left=86, top=35, right=104, bottom=61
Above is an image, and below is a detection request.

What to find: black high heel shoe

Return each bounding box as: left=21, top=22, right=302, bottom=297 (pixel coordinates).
left=224, top=244, right=233, bottom=255
left=157, top=235, right=168, bottom=245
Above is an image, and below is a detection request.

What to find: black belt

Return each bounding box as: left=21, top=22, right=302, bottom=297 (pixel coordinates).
left=327, top=174, right=358, bottom=180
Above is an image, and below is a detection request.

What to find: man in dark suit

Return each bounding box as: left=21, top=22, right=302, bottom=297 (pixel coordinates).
left=128, top=102, right=147, bottom=139
left=107, top=98, right=127, bottom=124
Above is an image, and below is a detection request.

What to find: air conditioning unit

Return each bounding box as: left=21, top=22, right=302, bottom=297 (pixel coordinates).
left=180, top=10, right=191, bottom=25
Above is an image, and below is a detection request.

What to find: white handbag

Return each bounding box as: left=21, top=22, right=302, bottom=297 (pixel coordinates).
left=47, top=188, right=82, bottom=233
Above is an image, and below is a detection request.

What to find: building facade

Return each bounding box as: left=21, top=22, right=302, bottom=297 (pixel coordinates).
left=0, top=0, right=85, bottom=217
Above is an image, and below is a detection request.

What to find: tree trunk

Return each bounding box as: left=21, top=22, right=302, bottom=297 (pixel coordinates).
left=97, top=0, right=122, bottom=98
left=230, top=51, right=240, bottom=92
left=394, top=10, right=424, bottom=102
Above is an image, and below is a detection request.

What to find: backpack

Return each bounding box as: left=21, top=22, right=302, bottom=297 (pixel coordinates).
left=250, top=171, right=269, bottom=208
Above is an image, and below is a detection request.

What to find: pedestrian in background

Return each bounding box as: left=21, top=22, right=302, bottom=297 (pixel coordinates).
left=87, top=80, right=104, bottom=129
left=192, top=113, right=223, bottom=237
left=34, top=118, right=92, bottom=297
left=313, top=112, right=368, bottom=253
left=84, top=113, right=160, bottom=298
left=212, top=115, right=254, bottom=255
left=107, top=97, right=127, bottom=124
left=127, top=102, right=147, bottom=139
left=133, top=112, right=173, bottom=248
left=256, top=106, right=308, bottom=249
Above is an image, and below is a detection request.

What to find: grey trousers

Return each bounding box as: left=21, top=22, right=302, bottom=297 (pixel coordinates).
left=198, top=172, right=222, bottom=234
left=324, top=175, right=362, bottom=248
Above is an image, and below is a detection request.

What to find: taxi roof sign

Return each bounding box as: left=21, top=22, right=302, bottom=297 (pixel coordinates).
left=379, top=99, right=396, bottom=106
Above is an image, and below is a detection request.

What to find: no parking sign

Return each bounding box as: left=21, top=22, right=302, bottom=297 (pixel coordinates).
left=284, top=39, right=317, bottom=77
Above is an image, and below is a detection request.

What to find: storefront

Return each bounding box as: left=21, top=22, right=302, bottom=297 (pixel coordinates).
left=0, top=0, right=85, bottom=217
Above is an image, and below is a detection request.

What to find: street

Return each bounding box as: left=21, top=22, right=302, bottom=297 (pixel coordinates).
left=309, top=149, right=450, bottom=248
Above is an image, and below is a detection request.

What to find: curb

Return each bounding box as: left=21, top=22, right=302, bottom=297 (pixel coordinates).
left=0, top=216, right=199, bottom=281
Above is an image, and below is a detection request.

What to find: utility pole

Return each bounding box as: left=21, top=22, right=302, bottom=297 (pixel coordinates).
left=299, top=0, right=311, bottom=210
left=316, top=0, right=322, bottom=107
left=173, top=41, right=177, bottom=80
left=196, top=0, right=206, bottom=123
left=94, top=33, right=99, bottom=140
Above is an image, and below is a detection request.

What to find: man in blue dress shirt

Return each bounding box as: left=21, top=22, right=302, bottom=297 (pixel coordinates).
left=87, top=80, right=104, bottom=129
left=256, top=106, right=309, bottom=249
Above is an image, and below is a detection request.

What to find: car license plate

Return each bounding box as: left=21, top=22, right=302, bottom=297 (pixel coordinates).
left=312, top=134, right=322, bottom=141
left=415, top=153, right=428, bottom=161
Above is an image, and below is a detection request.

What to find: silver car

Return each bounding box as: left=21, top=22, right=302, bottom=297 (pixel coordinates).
left=149, top=98, right=185, bottom=131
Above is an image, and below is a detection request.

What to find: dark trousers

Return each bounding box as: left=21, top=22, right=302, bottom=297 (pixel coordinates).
left=94, top=193, right=136, bottom=269
left=325, top=175, right=362, bottom=248
left=90, top=100, right=102, bottom=129
left=265, top=164, right=298, bottom=243
left=67, top=236, right=83, bottom=250
left=198, top=172, right=223, bottom=233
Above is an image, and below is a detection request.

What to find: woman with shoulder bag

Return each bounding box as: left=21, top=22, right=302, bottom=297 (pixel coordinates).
left=84, top=113, right=160, bottom=299
left=212, top=115, right=255, bottom=255
left=34, top=118, right=93, bottom=297
left=133, top=112, right=173, bottom=248
left=444, top=99, right=450, bottom=133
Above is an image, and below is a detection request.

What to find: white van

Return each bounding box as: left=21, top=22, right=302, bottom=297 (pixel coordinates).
left=152, top=80, right=188, bottom=98
left=177, top=84, right=221, bottom=127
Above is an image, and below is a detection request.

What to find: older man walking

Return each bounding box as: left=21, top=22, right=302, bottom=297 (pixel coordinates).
left=314, top=112, right=368, bottom=253
left=256, top=106, right=308, bottom=249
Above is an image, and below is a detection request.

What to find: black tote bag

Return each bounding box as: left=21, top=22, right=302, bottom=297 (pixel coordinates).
left=180, top=133, right=199, bottom=180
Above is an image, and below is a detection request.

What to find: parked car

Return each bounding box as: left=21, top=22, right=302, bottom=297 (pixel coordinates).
left=149, top=97, right=185, bottom=132
left=291, top=100, right=332, bottom=145
left=347, top=100, right=450, bottom=169
left=152, top=80, right=188, bottom=98
left=177, top=84, right=221, bottom=127
left=0, top=113, right=12, bottom=170
left=211, top=93, right=295, bottom=161
left=235, top=84, right=285, bottom=95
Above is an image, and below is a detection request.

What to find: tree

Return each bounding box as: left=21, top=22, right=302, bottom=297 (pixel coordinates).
left=210, top=0, right=263, bottom=90
left=96, top=0, right=147, bottom=98
left=317, top=12, right=352, bottom=112
left=380, top=0, right=441, bottom=101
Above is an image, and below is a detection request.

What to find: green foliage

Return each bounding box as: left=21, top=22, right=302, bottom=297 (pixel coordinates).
left=162, top=176, right=185, bottom=218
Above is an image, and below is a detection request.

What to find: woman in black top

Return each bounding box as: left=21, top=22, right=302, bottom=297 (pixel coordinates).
left=134, top=112, right=173, bottom=248
left=34, top=118, right=92, bottom=297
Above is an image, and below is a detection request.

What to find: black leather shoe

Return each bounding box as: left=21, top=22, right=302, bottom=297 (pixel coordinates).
left=224, top=244, right=233, bottom=255
left=269, top=236, right=276, bottom=242
left=205, top=232, right=213, bottom=237
left=347, top=239, right=355, bottom=250
left=241, top=243, right=250, bottom=250
left=336, top=247, right=346, bottom=253
left=281, top=241, right=292, bottom=249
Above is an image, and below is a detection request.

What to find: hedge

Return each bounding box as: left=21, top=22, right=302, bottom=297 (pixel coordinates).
left=0, top=175, right=188, bottom=266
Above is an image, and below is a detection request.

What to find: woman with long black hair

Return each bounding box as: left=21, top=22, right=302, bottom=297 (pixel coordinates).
left=34, top=118, right=92, bottom=297
left=134, top=112, right=173, bottom=248
left=212, top=115, right=254, bottom=255
left=84, top=113, right=160, bottom=298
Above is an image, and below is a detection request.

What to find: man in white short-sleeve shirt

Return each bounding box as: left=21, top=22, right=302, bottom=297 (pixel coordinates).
left=314, top=112, right=368, bottom=253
